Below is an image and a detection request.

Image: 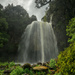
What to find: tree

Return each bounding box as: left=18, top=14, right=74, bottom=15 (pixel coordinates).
left=0, top=4, right=3, bottom=17
left=0, top=18, right=9, bottom=48
left=30, top=15, right=37, bottom=22
left=3, top=4, right=37, bottom=55
left=0, top=4, right=37, bottom=61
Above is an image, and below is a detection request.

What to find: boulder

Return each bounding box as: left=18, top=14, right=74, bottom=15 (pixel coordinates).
left=37, top=62, right=42, bottom=65
left=4, top=70, right=11, bottom=74
left=42, top=63, right=47, bottom=66
left=32, top=64, right=37, bottom=67
left=33, top=66, right=48, bottom=71
left=22, top=63, right=32, bottom=69
left=0, top=65, right=6, bottom=70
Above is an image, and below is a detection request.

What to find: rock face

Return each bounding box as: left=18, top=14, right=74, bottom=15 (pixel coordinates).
left=17, top=21, right=58, bottom=64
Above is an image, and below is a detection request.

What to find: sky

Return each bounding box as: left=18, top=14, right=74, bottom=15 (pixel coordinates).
left=0, top=0, right=48, bottom=21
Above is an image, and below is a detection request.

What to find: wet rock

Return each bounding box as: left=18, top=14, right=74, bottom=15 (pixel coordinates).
left=37, top=62, right=42, bottom=65
left=0, top=65, right=6, bottom=70
left=22, top=63, right=32, bottom=69
left=4, top=70, right=11, bottom=74
left=33, top=66, right=48, bottom=71
left=46, top=61, right=50, bottom=64
left=42, top=63, right=47, bottom=66
left=15, top=64, right=21, bottom=66
left=32, top=64, right=37, bottom=67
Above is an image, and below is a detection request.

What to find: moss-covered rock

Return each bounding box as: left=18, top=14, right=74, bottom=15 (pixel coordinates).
left=22, top=63, right=32, bottom=69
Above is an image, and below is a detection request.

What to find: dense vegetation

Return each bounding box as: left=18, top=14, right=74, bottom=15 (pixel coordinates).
left=0, top=4, right=37, bottom=61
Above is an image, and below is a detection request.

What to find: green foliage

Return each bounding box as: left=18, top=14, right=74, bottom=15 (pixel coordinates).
left=57, top=42, right=75, bottom=75
left=36, top=72, right=41, bottom=75
left=0, top=32, right=9, bottom=48
left=54, top=72, right=62, bottom=75
left=10, top=66, right=23, bottom=75
left=0, top=18, right=8, bottom=31
left=0, top=72, right=4, bottom=75
left=29, top=70, right=34, bottom=75
left=49, top=59, right=56, bottom=69
left=35, top=71, right=45, bottom=75
left=48, top=69, right=52, bottom=74
left=0, top=18, right=9, bottom=48
left=23, top=68, right=34, bottom=75
left=23, top=68, right=30, bottom=74
left=0, top=62, right=9, bottom=66
left=9, top=62, right=15, bottom=67
left=66, top=17, right=75, bottom=42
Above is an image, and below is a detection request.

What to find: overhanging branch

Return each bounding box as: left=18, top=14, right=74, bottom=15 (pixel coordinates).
left=35, top=0, right=51, bottom=8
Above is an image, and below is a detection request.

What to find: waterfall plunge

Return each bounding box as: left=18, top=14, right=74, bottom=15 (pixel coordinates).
left=17, top=20, right=58, bottom=64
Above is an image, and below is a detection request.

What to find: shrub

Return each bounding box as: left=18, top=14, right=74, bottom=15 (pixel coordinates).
left=23, top=68, right=30, bottom=74
left=0, top=62, right=9, bottom=66
left=48, top=69, right=52, bottom=74
left=9, top=61, right=15, bottom=67
left=54, top=72, right=62, bottom=75
left=57, top=42, right=75, bottom=75
left=35, top=71, right=45, bottom=75
left=23, top=68, right=34, bottom=75
left=49, top=59, right=56, bottom=69
left=10, top=66, right=23, bottom=75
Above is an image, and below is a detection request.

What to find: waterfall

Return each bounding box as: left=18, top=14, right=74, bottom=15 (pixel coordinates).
left=40, top=22, right=44, bottom=63
left=17, top=16, right=58, bottom=64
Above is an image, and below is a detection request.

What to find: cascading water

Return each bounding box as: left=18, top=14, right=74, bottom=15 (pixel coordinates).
left=17, top=16, right=58, bottom=64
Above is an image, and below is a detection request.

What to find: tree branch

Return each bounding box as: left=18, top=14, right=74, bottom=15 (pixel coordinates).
left=35, top=0, right=51, bottom=8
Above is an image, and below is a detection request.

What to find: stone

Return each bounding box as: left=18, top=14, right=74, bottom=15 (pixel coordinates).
left=46, top=61, right=50, bottom=64
left=4, top=70, right=11, bottom=74
left=0, top=65, right=6, bottom=70
left=32, top=64, right=37, bottom=67
left=37, top=62, right=42, bottom=65
left=22, top=63, right=32, bottom=69
left=33, top=66, right=48, bottom=71
left=42, top=63, right=47, bottom=66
